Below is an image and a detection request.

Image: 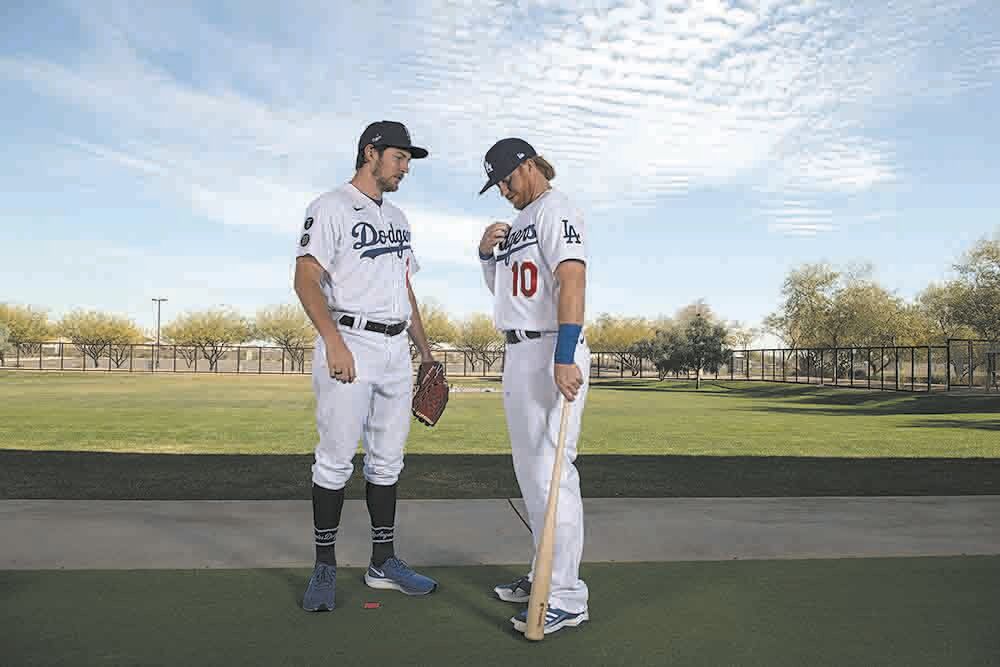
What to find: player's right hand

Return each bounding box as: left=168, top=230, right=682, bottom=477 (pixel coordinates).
left=324, top=338, right=357, bottom=383
left=479, top=222, right=511, bottom=257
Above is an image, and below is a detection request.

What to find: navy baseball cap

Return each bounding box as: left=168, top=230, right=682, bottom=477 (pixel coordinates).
left=357, top=121, right=428, bottom=160
left=478, top=138, right=537, bottom=194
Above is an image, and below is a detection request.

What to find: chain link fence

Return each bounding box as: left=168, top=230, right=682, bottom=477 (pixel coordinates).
left=2, top=339, right=997, bottom=392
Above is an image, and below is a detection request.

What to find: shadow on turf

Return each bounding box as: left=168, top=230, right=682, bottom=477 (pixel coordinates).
left=2, top=450, right=999, bottom=500
left=592, top=379, right=1000, bottom=415
left=904, top=419, right=1000, bottom=431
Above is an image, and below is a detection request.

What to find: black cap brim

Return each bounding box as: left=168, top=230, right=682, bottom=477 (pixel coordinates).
left=478, top=162, right=519, bottom=195
left=385, top=144, right=428, bottom=159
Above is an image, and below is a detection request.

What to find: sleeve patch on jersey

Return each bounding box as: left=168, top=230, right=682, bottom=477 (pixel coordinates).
left=562, top=219, right=582, bottom=244
left=300, top=233, right=310, bottom=247
left=304, top=217, right=314, bottom=230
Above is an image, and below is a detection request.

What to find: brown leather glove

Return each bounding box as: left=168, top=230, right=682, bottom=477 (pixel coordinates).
left=412, top=361, right=449, bottom=427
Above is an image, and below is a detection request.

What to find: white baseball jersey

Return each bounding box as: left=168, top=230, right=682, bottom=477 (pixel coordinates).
left=480, top=188, right=587, bottom=331
left=296, top=183, right=419, bottom=323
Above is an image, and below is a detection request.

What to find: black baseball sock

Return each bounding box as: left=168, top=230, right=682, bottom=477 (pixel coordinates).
left=366, top=481, right=397, bottom=567
left=312, top=483, right=345, bottom=567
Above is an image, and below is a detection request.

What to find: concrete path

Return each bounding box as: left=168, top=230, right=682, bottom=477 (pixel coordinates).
left=2, top=497, right=999, bottom=570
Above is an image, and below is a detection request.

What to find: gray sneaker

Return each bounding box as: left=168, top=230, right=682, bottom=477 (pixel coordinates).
left=494, top=575, right=531, bottom=603
left=302, top=562, right=336, bottom=611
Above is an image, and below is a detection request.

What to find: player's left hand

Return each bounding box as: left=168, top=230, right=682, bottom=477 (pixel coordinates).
left=554, top=362, right=583, bottom=402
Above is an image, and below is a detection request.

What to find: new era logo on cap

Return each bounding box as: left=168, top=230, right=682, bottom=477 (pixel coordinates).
left=484, top=159, right=494, bottom=174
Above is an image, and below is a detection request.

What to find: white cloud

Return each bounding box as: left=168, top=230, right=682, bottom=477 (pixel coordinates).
left=1, top=0, right=996, bottom=238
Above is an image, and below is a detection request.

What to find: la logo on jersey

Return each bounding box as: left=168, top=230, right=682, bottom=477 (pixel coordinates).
left=562, top=219, right=582, bottom=244
left=352, top=221, right=411, bottom=259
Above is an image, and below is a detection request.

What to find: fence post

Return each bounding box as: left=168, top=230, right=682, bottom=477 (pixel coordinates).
left=60, top=342, right=64, bottom=370
left=237, top=346, right=241, bottom=374
left=927, top=346, right=932, bottom=392
left=867, top=348, right=871, bottom=389
left=106, top=343, right=111, bottom=372
left=173, top=346, right=177, bottom=372
left=910, top=347, right=915, bottom=392
left=969, top=339, right=974, bottom=389
left=946, top=339, right=951, bottom=390
left=895, top=348, right=899, bottom=391
left=129, top=344, right=133, bottom=372
left=849, top=348, right=854, bottom=387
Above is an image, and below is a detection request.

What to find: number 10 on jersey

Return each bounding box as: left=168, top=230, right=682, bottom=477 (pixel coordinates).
left=511, top=260, right=538, bottom=297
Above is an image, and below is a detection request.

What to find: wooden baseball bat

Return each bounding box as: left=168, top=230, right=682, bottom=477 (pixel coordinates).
left=524, top=398, right=572, bottom=641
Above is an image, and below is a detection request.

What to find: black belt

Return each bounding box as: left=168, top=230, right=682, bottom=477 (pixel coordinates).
left=339, top=315, right=407, bottom=337
left=505, top=330, right=542, bottom=344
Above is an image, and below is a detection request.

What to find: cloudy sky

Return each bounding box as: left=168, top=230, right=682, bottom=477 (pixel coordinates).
left=2, top=0, right=998, bottom=341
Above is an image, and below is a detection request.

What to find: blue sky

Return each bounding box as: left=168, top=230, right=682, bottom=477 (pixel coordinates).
left=2, top=0, right=998, bottom=345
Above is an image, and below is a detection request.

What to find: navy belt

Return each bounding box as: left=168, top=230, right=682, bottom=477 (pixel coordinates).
left=505, top=330, right=542, bottom=344
left=339, top=315, right=407, bottom=337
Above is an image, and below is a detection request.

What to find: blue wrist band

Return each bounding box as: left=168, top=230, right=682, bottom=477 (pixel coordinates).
left=478, top=249, right=494, bottom=261
left=555, top=324, right=582, bottom=364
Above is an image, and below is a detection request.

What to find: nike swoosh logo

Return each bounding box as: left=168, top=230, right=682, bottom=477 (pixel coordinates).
left=353, top=206, right=364, bottom=211
left=370, top=567, right=384, bottom=577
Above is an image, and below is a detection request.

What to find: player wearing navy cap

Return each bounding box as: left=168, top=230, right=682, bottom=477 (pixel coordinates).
left=477, top=138, right=591, bottom=635
left=295, top=121, right=439, bottom=612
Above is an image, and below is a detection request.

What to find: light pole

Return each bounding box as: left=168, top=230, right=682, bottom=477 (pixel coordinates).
left=152, top=298, right=168, bottom=368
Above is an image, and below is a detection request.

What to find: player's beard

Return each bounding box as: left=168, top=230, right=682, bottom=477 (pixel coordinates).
left=372, top=156, right=401, bottom=193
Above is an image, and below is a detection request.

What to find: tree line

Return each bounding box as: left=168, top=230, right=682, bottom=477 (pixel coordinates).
left=2, top=234, right=997, bottom=382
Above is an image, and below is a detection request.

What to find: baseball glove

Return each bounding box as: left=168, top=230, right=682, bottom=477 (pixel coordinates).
left=412, top=361, right=449, bottom=427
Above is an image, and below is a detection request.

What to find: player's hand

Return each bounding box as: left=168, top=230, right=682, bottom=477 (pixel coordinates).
left=554, top=362, right=583, bottom=402
left=324, top=338, right=357, bottom=383
left=479, top=222, right=511, bottom=257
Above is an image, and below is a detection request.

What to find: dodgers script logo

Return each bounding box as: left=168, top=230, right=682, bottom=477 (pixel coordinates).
left=495, top=223, right=538, bottom=264
left=352, top=221, right=411, bottom=259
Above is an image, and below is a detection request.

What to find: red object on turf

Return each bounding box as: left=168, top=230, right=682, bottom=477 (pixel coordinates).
left=363, top=602, right=381, bottom=609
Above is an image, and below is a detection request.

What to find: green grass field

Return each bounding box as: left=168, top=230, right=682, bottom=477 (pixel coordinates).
left=1, top=371, right=998, bottom=457
left=3, top=558, right=998, bottom=667
left=3, top=372, right=998, bottom=665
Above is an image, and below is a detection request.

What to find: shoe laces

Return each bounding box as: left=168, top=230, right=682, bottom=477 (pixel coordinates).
left=384, top=556, right=411, bottom=573
left=314, top=564, right=336, bottom=586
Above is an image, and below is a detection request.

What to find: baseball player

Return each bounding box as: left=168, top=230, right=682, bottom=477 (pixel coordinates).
left=294, top=120, right=439, bottom=612
left=477, top=138, right=591, bottom=635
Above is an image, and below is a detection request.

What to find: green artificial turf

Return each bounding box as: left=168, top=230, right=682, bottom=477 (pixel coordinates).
left=2, top=557, right=997, bottom=667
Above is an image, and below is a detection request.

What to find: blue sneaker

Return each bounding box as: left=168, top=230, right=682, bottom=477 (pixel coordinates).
left=511, top=607, right=589, bottom=635
left=494, top=575, right=531, bottom=603
left=302, top=562, right=336, bottom=611
left=364, top=557, right=437, bottom=595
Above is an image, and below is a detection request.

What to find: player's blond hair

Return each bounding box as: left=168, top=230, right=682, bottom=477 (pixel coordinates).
left=530, top=156, right=556, bottom=181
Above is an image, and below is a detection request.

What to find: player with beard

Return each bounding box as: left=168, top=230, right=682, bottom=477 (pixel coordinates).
left=294, top=121, right=440, bottom=612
